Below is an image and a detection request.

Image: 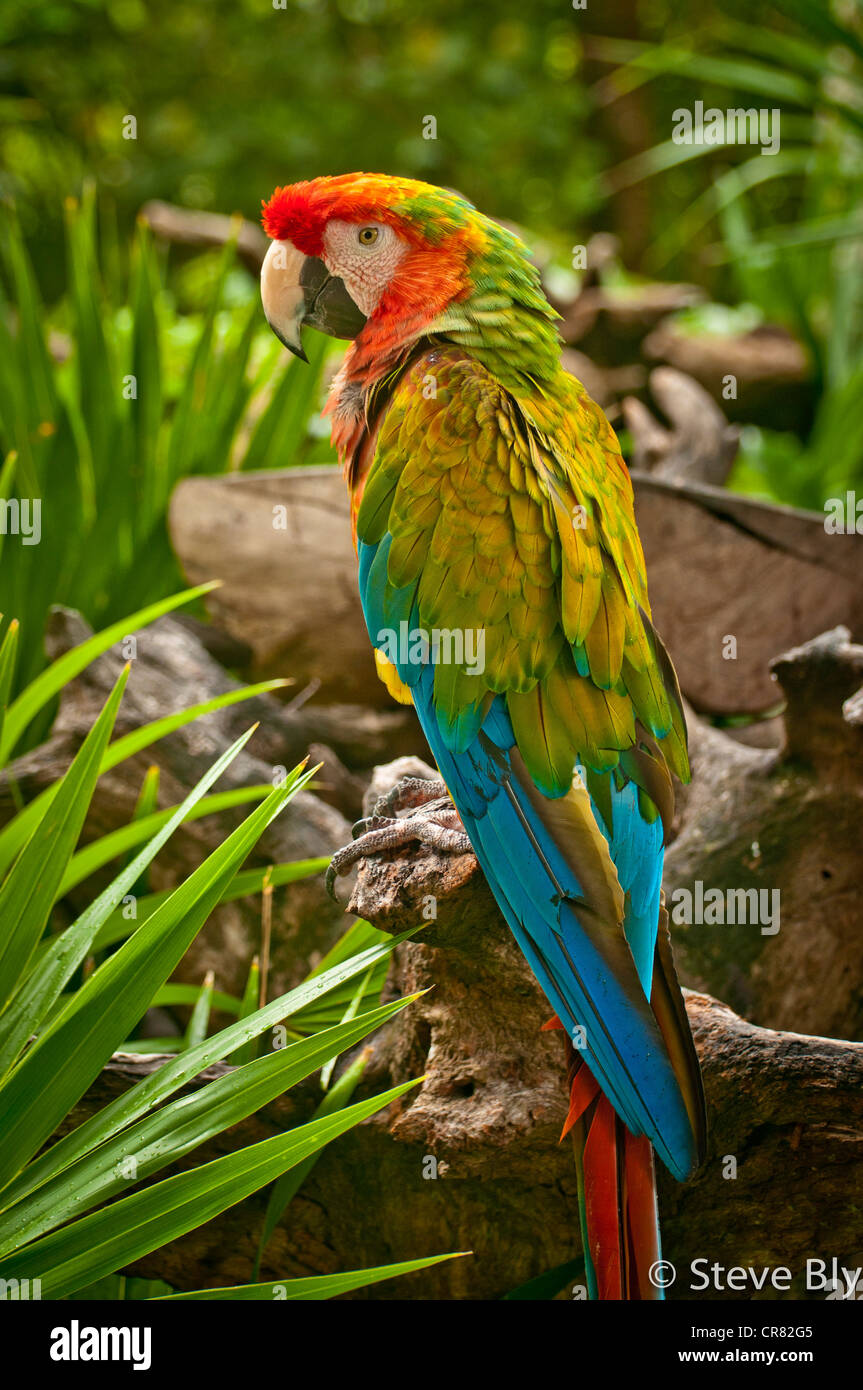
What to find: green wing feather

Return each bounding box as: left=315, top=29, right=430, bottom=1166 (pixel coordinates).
left=356, top=345, right=689, bottom=820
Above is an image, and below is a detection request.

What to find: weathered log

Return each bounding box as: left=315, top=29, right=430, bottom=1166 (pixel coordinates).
left=169, top=467, right=396, bottom=709
left=139, top=201, right=267, bottom=276
left=665, top=628, right=863, bottom=1040
left=633, top=474, right=863, bottom=715
left=643, top=318, right=813, bottom=431
left=555, top=267, right=705, bottom=365
left=623, top=367, right=739, bottom=487
left=561, top=347, right=646, bottom=419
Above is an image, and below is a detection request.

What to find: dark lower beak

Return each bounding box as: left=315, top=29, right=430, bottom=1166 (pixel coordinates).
left=261, top=240, right=367, bottom=361
left=299, top=256, right=368, bottom=344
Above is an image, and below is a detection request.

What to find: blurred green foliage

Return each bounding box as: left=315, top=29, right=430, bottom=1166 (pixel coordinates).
left=0, top=0, right=597, bottom=295
left=0, top=0, right=856, bottom=282
left=1, top=0, right=861, bottom=519
left=607, top=4, right=862, bottom=335
left=0, top=190, right=337, bottom=691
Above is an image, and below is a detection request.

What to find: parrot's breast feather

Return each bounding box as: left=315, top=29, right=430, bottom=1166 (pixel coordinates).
left=356, top=346, right=689, bottom=816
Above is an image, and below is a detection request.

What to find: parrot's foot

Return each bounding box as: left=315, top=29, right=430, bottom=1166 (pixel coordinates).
left=325, top=775, right=471, bottom=900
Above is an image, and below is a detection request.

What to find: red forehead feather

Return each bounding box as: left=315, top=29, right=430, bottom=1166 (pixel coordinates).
left=261, top=175, right=437, bottom=256
left=261, top=183, right=328, bottom=256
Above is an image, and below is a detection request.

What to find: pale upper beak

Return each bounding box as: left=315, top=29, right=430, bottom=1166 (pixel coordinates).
left=260, top=239, right=367, bottom=361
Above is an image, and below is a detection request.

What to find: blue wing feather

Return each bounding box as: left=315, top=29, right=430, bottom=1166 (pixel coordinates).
left=358, top=536, right=697, bottom=1182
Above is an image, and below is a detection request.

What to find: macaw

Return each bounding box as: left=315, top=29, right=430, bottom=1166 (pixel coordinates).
left=260, top=173, right=706, bottom=1300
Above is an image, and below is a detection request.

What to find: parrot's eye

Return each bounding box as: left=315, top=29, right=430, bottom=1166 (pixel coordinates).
left=320, top=217, right=408, bottom=317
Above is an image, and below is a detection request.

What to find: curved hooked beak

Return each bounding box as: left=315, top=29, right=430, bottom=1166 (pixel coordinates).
left=260, top=239, right=367, bottom=362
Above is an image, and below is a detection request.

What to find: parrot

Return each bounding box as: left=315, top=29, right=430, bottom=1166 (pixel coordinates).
left=259, top=173, right=706, bottom=1300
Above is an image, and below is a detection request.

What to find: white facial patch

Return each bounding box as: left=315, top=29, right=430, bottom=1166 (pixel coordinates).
left=321, top=219, right=409, bottom=317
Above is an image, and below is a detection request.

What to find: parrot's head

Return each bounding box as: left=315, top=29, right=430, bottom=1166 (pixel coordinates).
left=260, top=172, right=557, bottom=374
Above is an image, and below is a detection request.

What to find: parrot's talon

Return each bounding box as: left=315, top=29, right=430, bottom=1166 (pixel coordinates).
left=325, top=778, right=473, bottom=903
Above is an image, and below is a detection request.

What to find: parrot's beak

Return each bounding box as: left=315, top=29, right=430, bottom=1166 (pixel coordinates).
left=260, top=239, right=367, bottom=361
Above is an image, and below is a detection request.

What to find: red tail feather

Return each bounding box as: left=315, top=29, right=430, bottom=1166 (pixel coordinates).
left=559, top=1033, right=664, bottom=1301
left=623, top=1128, right=661, bottom=1300
left=582, top=1093, right=625, bottom=1299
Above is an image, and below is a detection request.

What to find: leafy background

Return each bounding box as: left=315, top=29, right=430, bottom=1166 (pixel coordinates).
left=1, top=0, right=858, bottom=287
left=2, top=0, right=861, bottom=550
